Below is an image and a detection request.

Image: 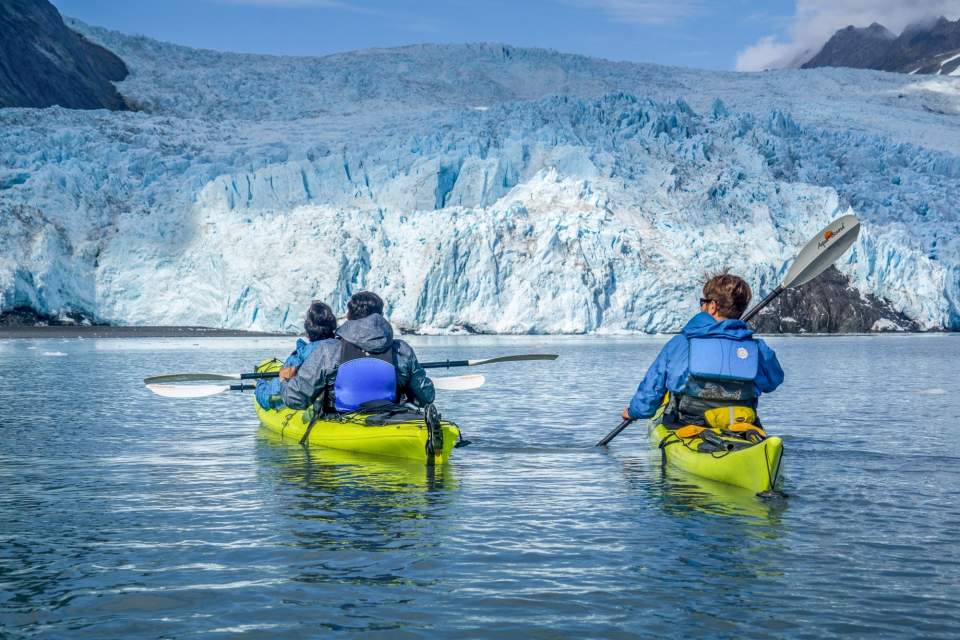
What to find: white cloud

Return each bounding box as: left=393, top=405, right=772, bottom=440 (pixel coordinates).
left=736, top=0, right=960, bottom=71
left=563, top=0, right=703, bottom=25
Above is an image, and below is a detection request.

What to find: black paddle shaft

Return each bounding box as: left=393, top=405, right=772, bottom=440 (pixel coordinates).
left=239, top=359, right=468, bottom=381
left=596, top=419, right=634, bottom=447
left=240, top=372, right=277, bottom=379
left=420, top=359, right=470, bottom=369
left=741, top=285, right=785, bottom=324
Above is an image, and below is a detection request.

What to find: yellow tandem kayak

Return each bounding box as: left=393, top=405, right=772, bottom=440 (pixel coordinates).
left=257, top=426, right=459, bottom=492
left=253, top=360, right=461, bottom=464
left=648, top=397, right=783, bottom=495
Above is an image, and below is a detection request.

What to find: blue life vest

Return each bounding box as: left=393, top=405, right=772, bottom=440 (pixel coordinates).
left=688, top=337, right=759, bottom=382
left=333, top=340, right=398, bottom=412
left=677, top=336, right=761, bottom=424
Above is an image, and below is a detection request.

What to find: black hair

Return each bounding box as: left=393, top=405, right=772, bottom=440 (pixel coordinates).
left=304, top=301, right=337, bottom=341
left=346, top=291, right=384, bottom=321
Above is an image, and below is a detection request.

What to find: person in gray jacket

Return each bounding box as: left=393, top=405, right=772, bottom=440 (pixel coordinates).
left=281, top=291, right=435, bottom=412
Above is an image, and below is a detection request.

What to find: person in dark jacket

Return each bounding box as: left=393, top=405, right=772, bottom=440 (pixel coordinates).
left=281, top=291, right=435, bottom=412
left=255, top=301, right=338, bottom=409
left=623, top=273, right=784, bottom=424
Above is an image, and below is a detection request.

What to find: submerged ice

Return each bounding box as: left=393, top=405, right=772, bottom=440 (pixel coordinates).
left=1, top=23, right=958, bottom=332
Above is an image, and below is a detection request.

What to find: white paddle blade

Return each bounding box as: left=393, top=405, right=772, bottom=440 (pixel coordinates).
left=466, top=354, right=558, bottom=366
left=146, top=383, right=232, bottom=399
left=432, top=374, right=485, bottom=391
left=144, top=373, right=242, bottom=384
left=782, top=214, right=861, bottom=289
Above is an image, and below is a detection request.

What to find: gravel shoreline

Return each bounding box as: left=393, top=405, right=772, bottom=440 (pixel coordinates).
left=0, top=325, right=290, bottom=339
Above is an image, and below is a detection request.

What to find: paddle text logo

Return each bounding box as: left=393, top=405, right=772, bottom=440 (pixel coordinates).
left=817, top=221, right=845, bottom=250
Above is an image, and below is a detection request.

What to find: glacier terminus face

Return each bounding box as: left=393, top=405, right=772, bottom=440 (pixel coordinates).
left=1, top=22, right=958, bottom=333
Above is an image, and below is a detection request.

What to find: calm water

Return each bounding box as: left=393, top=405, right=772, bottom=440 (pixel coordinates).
left=1, top=334, right=959, bottom=638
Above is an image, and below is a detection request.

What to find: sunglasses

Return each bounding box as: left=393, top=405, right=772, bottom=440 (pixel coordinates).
left=699, top=298, right=714, bottom=306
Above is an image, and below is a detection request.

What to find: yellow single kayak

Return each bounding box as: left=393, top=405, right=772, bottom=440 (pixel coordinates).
left=253, top=360, right=460, bottom=464
left=648, top=398, right=783, bottom=495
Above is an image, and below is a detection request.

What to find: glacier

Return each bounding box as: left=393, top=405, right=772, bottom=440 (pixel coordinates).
left=0, top=21, right=958, bottom=333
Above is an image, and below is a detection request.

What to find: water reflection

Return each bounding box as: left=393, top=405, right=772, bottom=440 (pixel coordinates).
left=254, top=427, right=458, bottom=551
left=4, top=335, right=959, bottom=638
left=257, top=426, right=456, bottom=489
left=617, top=450, right=788, bottom=588
left=616, top=452, right=788, bottom=524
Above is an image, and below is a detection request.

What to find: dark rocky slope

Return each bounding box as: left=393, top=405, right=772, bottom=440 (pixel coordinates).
left=0, top=305, right=95, bottom=326
left=751, top=266, right=920, bottom=333
left=0, top=0, right=128, bottom=109
left=802, top=23, right=897, bottom=71
left=803, top=16, right=960, bottom=74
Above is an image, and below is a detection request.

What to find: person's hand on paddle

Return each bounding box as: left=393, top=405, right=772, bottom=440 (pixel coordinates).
left=278, top=366, right=298, bottom=381
left=621, top=406, right=632, bottom=421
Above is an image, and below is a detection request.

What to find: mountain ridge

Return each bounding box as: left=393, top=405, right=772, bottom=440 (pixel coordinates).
left=803, top=16, right=960, bottom=75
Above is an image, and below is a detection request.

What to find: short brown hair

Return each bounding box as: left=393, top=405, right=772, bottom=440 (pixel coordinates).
left=703, top=273, right=752, bottom=319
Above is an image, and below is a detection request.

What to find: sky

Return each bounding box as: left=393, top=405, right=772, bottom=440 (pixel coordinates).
left=52, top=0, right=960, bottom=72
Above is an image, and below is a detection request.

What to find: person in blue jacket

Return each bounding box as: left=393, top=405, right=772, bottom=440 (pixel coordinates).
left=623, top=273, right=784, bottom=426
left=255, top=301, right=338, bottom=410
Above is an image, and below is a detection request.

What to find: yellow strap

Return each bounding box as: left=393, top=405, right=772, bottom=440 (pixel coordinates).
left=726, top=423, right=767, bottom=438
left=675, top=425, right=706, bottom=439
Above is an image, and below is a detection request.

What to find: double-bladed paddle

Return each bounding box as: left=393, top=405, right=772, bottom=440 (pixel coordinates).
left=146, top=373, right=487, bottom=399
left=419, top=353, right=559, bottom=369
left=596, top=213, right=861, bottom=447
left=143, top=353, right=558, bottom=385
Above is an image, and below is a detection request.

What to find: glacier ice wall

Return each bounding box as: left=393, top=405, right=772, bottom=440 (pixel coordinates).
left=1, top=25, right=958, bottom=332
